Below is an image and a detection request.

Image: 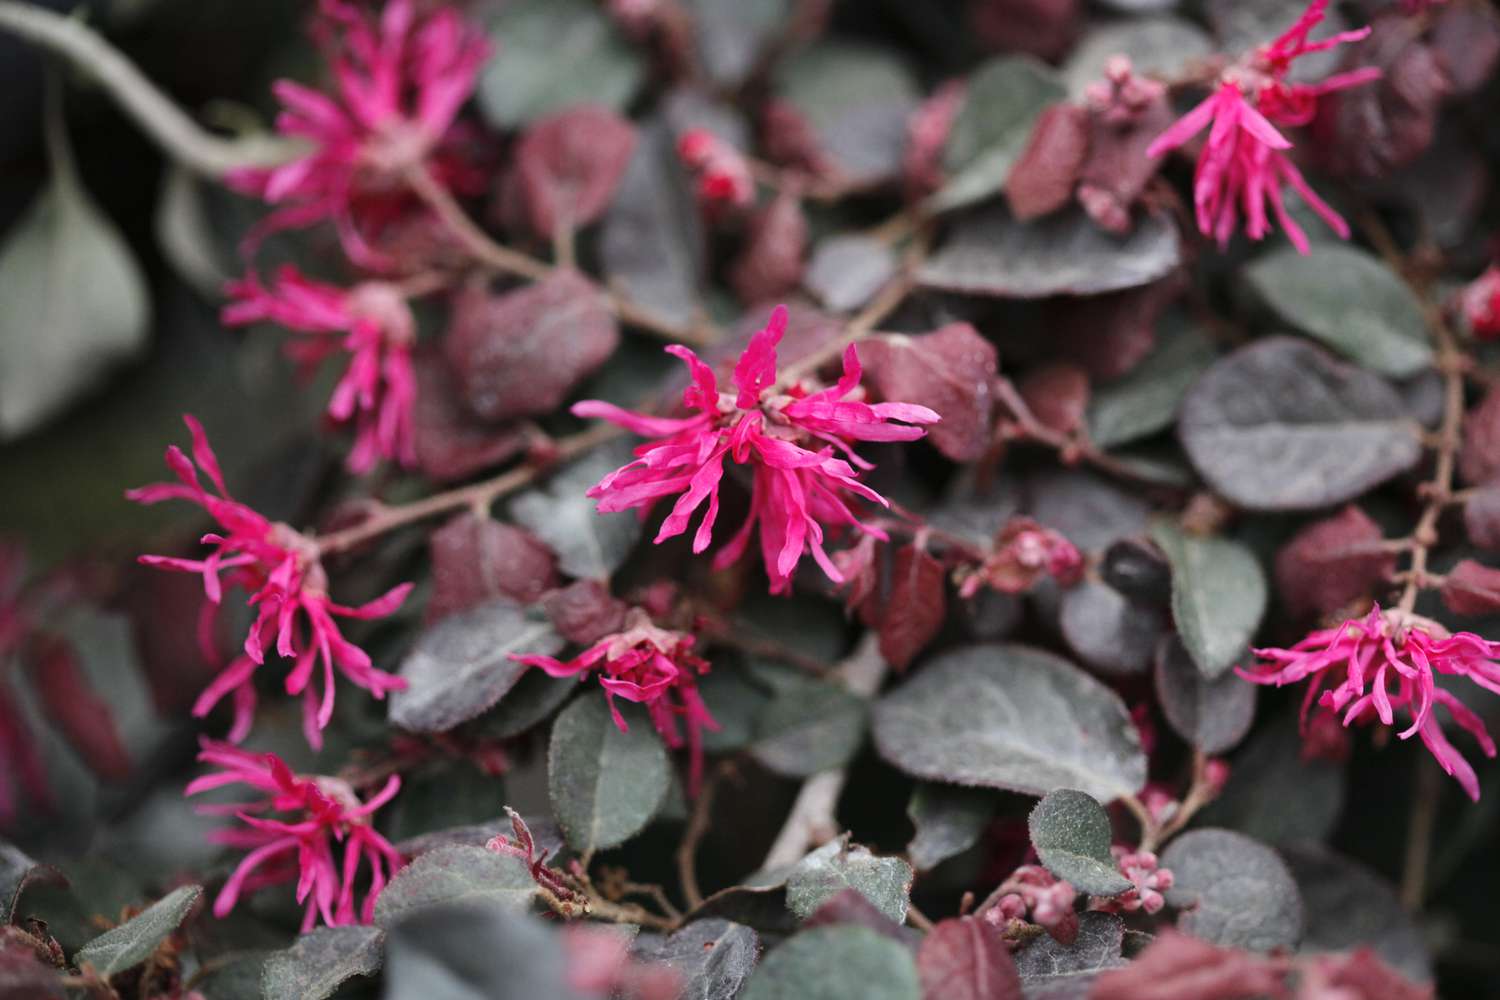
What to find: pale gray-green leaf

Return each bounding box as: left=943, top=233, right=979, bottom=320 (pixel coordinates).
left=511, top=439, right=644, bottom=579
left=261, top=925, right=386, bottom=1000
left=1028, top=791, right=1131, bottom=895
left=1161, top=829, right=1303, bottom=952
left=1284, top=845, right=1431, bottom=984
left=549, top=695, right=671, bottom=852
left=906, top=784, right=996, bottom=872
left=373, top=846, right=536, bottom=927
left=1196, top=711, right=1345, bottom=845
left=1015, top=912, right=1126, bottom=1000
left=685, top=0, right=790, bottom=87
left=741, top=926, right=920, bottom=1000
left=750, top=671, right=867, bottom=778
left=75, top=884, right=201, bottom=978
left=1154, top=637, right=1256, bottom=754
left=805, top=235, right=897, bottom=312
left=873, top=644, right=1147, bottom=803
left=633, top=918, right=760, bottom=1000
left=1150, top=521, right=1266, bottom=679
left=1088, top=316, right=1217, bottom=449
left=785, top=839, right=913, bottom=925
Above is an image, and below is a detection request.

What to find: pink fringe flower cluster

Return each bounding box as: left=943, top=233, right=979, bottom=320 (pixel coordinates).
left=1146, top=0, right=1380, bottom=253
left=987, top=864, right=1079, bottom=944
left=1091, top=849, right=1174, bottom=915
left=513, top=610, right=719, bottom=791
left=227, top=0, right=488, bottom=267
left=186, top=739, right=403, bottom=930
left=676, top=129, right=755, bottom=215
left=958, top=517, right=1083, bottom=599
left=574, top=305, right=940, bottom=595
left=224, top=267, right=418, bottom=473
left=1241, top=604, right=1500, bottom=800
left=129, top=416, right=411, bottom=748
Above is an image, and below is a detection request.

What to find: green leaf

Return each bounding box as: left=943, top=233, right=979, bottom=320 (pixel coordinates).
left=930, top=56, right=1065, bottom=213
left=389, top=599, right=563, bottom=733
left=785, top=838, right=914, bottom=925
left=0, top=841, right=63, bottom=923
left=741, top=925, right=921, bottom=1000
left=510, top=439, right=645, bottom=580
left=685, top=0, right=791, bottom=87
left=633, top=918, right=761, bottom=998
left=477, top=0, right=643, bottom=127
left=74, top=884, right=201, bottom=978
left=473, top=668, right=577, bottom=740
left=772, top=43, right=919, bottom=184
left=261, top=925, right=386, bottom=1000
left=548, top=695, right=671, bottom=852
left=383, top=901, right=573, bottom=997
left=1150, top=522, right=1267, bottom=679
left=373, top=846, right=536, bottom=927
left=1014, top=912, right=1126, bottom=992
left=906, top=784, right=996, bottom=872
left=697, top=664, right=772, bottom=753
left=1028, top=791, right=1132, bottom=896
left=1197, top=711, right=1345, bottom=845
left=750, top=669, right=868, bottom=778
left=1246, top=245, right=1432, bottom=378
left=1161, top=829, right=1304, bottom=952
left=1087, top=315, right=1217, bottom=450
left=1154, top=637, right=1256, bottom=754
left=0, top=91, right=149, bottom=439
left=873, top=644, right=1147, bottom=803
left=1284, top=845, right=1431, bottom=984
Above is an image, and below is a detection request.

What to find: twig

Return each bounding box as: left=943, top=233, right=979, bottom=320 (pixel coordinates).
left=1401, top=755, right=1442, bottom=909
left=0, top=1, right=299, bottom=177
left=993, top=376, right=1174, bottom=490
left=675, top=763, right=729, bottom=911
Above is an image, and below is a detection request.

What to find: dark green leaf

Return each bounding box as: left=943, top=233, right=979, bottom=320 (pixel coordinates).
left=1196, top=712, right=1345, bottom=845
left=383, top=902, right=576, bottom=999
left=1178, top=337, right=1423, bottom=511
left=750, top=669, right=867, bottom=778
left=0, top=841, right=63, bottom=923
left=373, top=846, right=536, bottom=927
left=1057, top=580, right=1163, bottom=676
left=741, top=925, right=921, bottom=1000
left=1160, top=829, right=1303, bottom=952
left=548, top=695, right=671, bottom=852
left=1028, top=791, right=1132, bottom=895
left=805, top=235, right=898, bottom=312
left=1247, top=245, right=1432, bottom=378
left=74, top=884, right=201, bottom=978
left=785, top=838, right=914, bottom=925
left=511, top=439, right=645, bottom=580
left=384, top=763, right=508, bottom=843
left=1150, top=521, right=1266, bottom=680
left=906, top=784, right=997, bottom=872
left=772, top=44, right=919, bottom=185
left=1154, top=637, right=1256, bottom=754
left=1087, top=316, right=1217, bottom=450
left=633, top=918, right=761, bottom=1000
left=1283, top=845, right=1431, bottom=984
left=389, top=599, right=563, bottom=733
left=474, top=668, right=577, bottom=740
left=873, top=644, right=1147, bottom=803
left=1014, top=912, right=1126, bottom=1000
left=698, top=664, right=772, bottom=753
left=686, top=0, right=790, bottom=87
left=261, top=925, right=385, bottom=1000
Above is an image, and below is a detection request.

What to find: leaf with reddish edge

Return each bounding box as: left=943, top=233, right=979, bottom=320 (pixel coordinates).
left=1005, top=103, right=1088, bottom=222
left=916, top=917, right=1023, bottom=1000
left=874, top=546, right=947, bottom=671
left=1440, top=560, right=1500, bottom=615
left=731, top=192, right=808, bottom=305
left=1460, top=386, right=1500, bottom=487
left=786, top=838, right=914, bottom=925
left=1017, top=363, right=1090, bottom=437
left=514, top=105, right=637, bottom=239
left=21, top=633, right=132, bottom=782
left=1274, top=506, right=1394, bottom=620
left=860, top=324, right=997, bottom=462
left=426, top=513, right=558, bottom=623
left=410, top=350, right=529, bottom=483
left=444, top=271, right=619, bottom=424
left=1014, top=911, right=1125, bottom=999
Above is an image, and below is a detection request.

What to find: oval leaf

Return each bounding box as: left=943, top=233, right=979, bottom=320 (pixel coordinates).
left=373, top=846, right=536, bottom=928
left=1154, top=637, right=1256, bottom=754
left=917, top=916, right=1023, bottom=1000
left=786, top=839, right=914, bottom=925
left=261, top=925, right=385, bottom=1000
left=548, top=694, right=671, bottom=852
left=511, top=439, right=645, bottom=580
left=906, top=784, right=997, bottom=873
left=1150, top=522, right=1266, bottom=680
left=742, top=925, right=921, bottom=1000
left=1160, top=828, right=1303, bottom=953
left=1015, top=911, right=1126, bottom=996
left=1028, top=790, right=1132, bottom=896
left=751, top=672, right=868, bottom=778
left=1087, top=314, right=1217, bottom=450
left=632, top=918, right=761, bottom=1000
left=873, top=644, right=1147, bottom=803
left=74, top=884, right=201, bottom=978
left=1283, top=844, right=1431, bottom=984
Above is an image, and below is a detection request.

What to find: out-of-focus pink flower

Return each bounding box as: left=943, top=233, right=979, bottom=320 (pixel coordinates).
left=1460, top=264, right=1500, bottom=341
left=129, top=416, right=411, bottom=748
left=186, top=739, right=403, bottom=930
left=903, top=80, right=966, bottom=199
left=1202, top=757, right=1231, bottom=797
left=513, top=610, right=719, bottom=792
left=1146, top=0, right=1380, bottom=253
left=676, top=129, right=755, bottom=216
left=1241, top=604, right=1500, bottom=800
left=958, top=518, right=1083, bottom=598
left=563, top=925, right=683, bottom=1000
left=985, top=864, right=1079, bottom=944
left=227, top=0, right=489, bottom=267
left=224, top=267, right=419, bottom=473
left=1085, top=56, right=1167, bottom=127
left=574, top=305, right=939, bottom=595
left=1091, top=848, right=1174, bottom=915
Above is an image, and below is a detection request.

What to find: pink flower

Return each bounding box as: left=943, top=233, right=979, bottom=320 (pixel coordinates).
left=223, top=267, right=418, bottom=473
left=513, top=610, right=720, bottom=792
left=228, top=0, right=488, bottom=268
left=186, top=739, right=403, bottom=930
left=986, top=864, right=1079, bottom=944
left=573, top=305, right=940, bottom=594
left=677, top=129, right=755, bottom=216
left=1460, top=264, right=1500, bottom=341
left=1146, top=0, right=1380, bottom=253
left=1091, top=848, right=1174, bottom=915
left=1240, top=604, right=1500, bottom=800
left=958, top=517, right=1083, bottom=599
left=129, top=416, right=411, bottom=749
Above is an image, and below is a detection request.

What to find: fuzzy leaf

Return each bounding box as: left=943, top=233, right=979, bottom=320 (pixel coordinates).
left=750, top=671, right=867, bottom=778
left=261, top=925, right=385, bottom=1000
left=1197, top=712, right=1345, bottom=845
left=786, top=839, right=914, bottom=925
left=1028, top=790, right=1132, bottom=895
left=1087, top=316, right=1216, bottom=450
left=916, top=917, right=1023, bottom=1000
left=514, top=105, right=637, bottom=238
left=74, top=884, right=201, bottom=978
left=549, top=695, right=671, bottom=852
left=633, top=918, right=760, bottom=1000
left=919, top=204, right=1180, bottom=299
left=1154, top=638, right=1256, bottom=755
left=1026, top=468, right=1151, bottom=554
left=1274, top=506, right=1395, bottom=620
left=390, top=599, right=563, bottom=733
left=1178, top=337, right=1423, bottom=511
left=687, top=0, right=792, bottom=87
left=478, top=0, right=642, bottom=127
left=427, top=513, right=558, bottom=622
left=873, top=644, right=1147, bottom=802
left=859, top=324, right=998, bottom=462
left=877, top=546, right=947, bottom=671
left=906, top=784, right=997, bottom=872
left=1246, top=245, right=1432, bottom=378
left=373, top=847, right=536, bottom=927
left=805, top=235, right=897, bottom=312
left=1440, top=559, right=1500, bottom=615
left=1057, top=580, right=1163, bottom=676
left=0, top=842, right=63, bottom=923
left=741, top=925, right=921, bottom=1000
left=512, top=438, right=645, bottom=580
left=1160, top=829, right=1304, bottom=953
left=1014, top=912, right=1126, bottom=1000
left=382, top=901, right=573, bottom=997
left=931, top=56, right=1066, bottom=214
left=1150, top=522, right=1267, bottom=679
left=1283, top=845, right=1431, bottom=984
left=1005, top=104, right=1089, bottom=222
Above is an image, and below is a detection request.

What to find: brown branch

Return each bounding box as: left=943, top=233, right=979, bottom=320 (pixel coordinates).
left=675, top=765, right=727, bottom=912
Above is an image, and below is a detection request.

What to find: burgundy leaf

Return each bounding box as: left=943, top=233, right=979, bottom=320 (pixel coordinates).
left=1274, top=506, right=1395, bottom=619
left=805, top=888, right=910, bottom=943
left=1441, top=559, right=1500, bottom=616
left=427, top=512, right=558, bottom=623
left=1090, top=930, right=1287, bottom=1000
left=22, top=634, right=131, bottom=783
left=1047, top=275, right=1183, bottom=381
left=411, top=350, right=529, bottom=483
left=970, top=0, right=1078, bottom=62
left=1464, top=483, right=1500, bottom=551
left=730, top=192, right=808, bottom=304
left=1460, top=386, right=1500, bottom=487
left=1005, top=104, right=1088, bottom=222
left=541, top=580, right=628, bottom=646
left=0, top=941, right=64, bottom=1000
left=761, top=98, right=832, bottom=178
left=877, top=546, right=947, bottom=671
left=1299, top=948, right=1433, bottom=1000
left=1016, top=363, right=1090, bottom=437
left=515, top=105, right=638, bottom=239
left=860, top=324, right=998, bottom=462
left=445, top=271, right=620, bottom=423
left=915, top=917, right=1022, bottom=1000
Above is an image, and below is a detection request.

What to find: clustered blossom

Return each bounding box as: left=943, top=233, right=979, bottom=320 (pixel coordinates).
left=227, top=0, right=488, bottom=267
left=1084, top=56, right=1167, bottom=126
left=1460, top=263, right=1500, bottom=340
left=1091, top=848, right=1174, bottom=915
left=958, top=518, right=1083, bottom=598
left=676, top=129, right=756, bottom=216
left=986, top=865, right=1079, bottom=943
left=129, top=416, right=411, bottom=748
left=1241, top=604, right=1499, bottom=800
left=1146, top=0, right=1381, bottom=253
left=186, top=739, right=403, bottom=930
left=224, top=267, right=418, bottom=473
left=513, top=610, right=720, bottom=791
left=574, top=305, right=940, bottom=595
